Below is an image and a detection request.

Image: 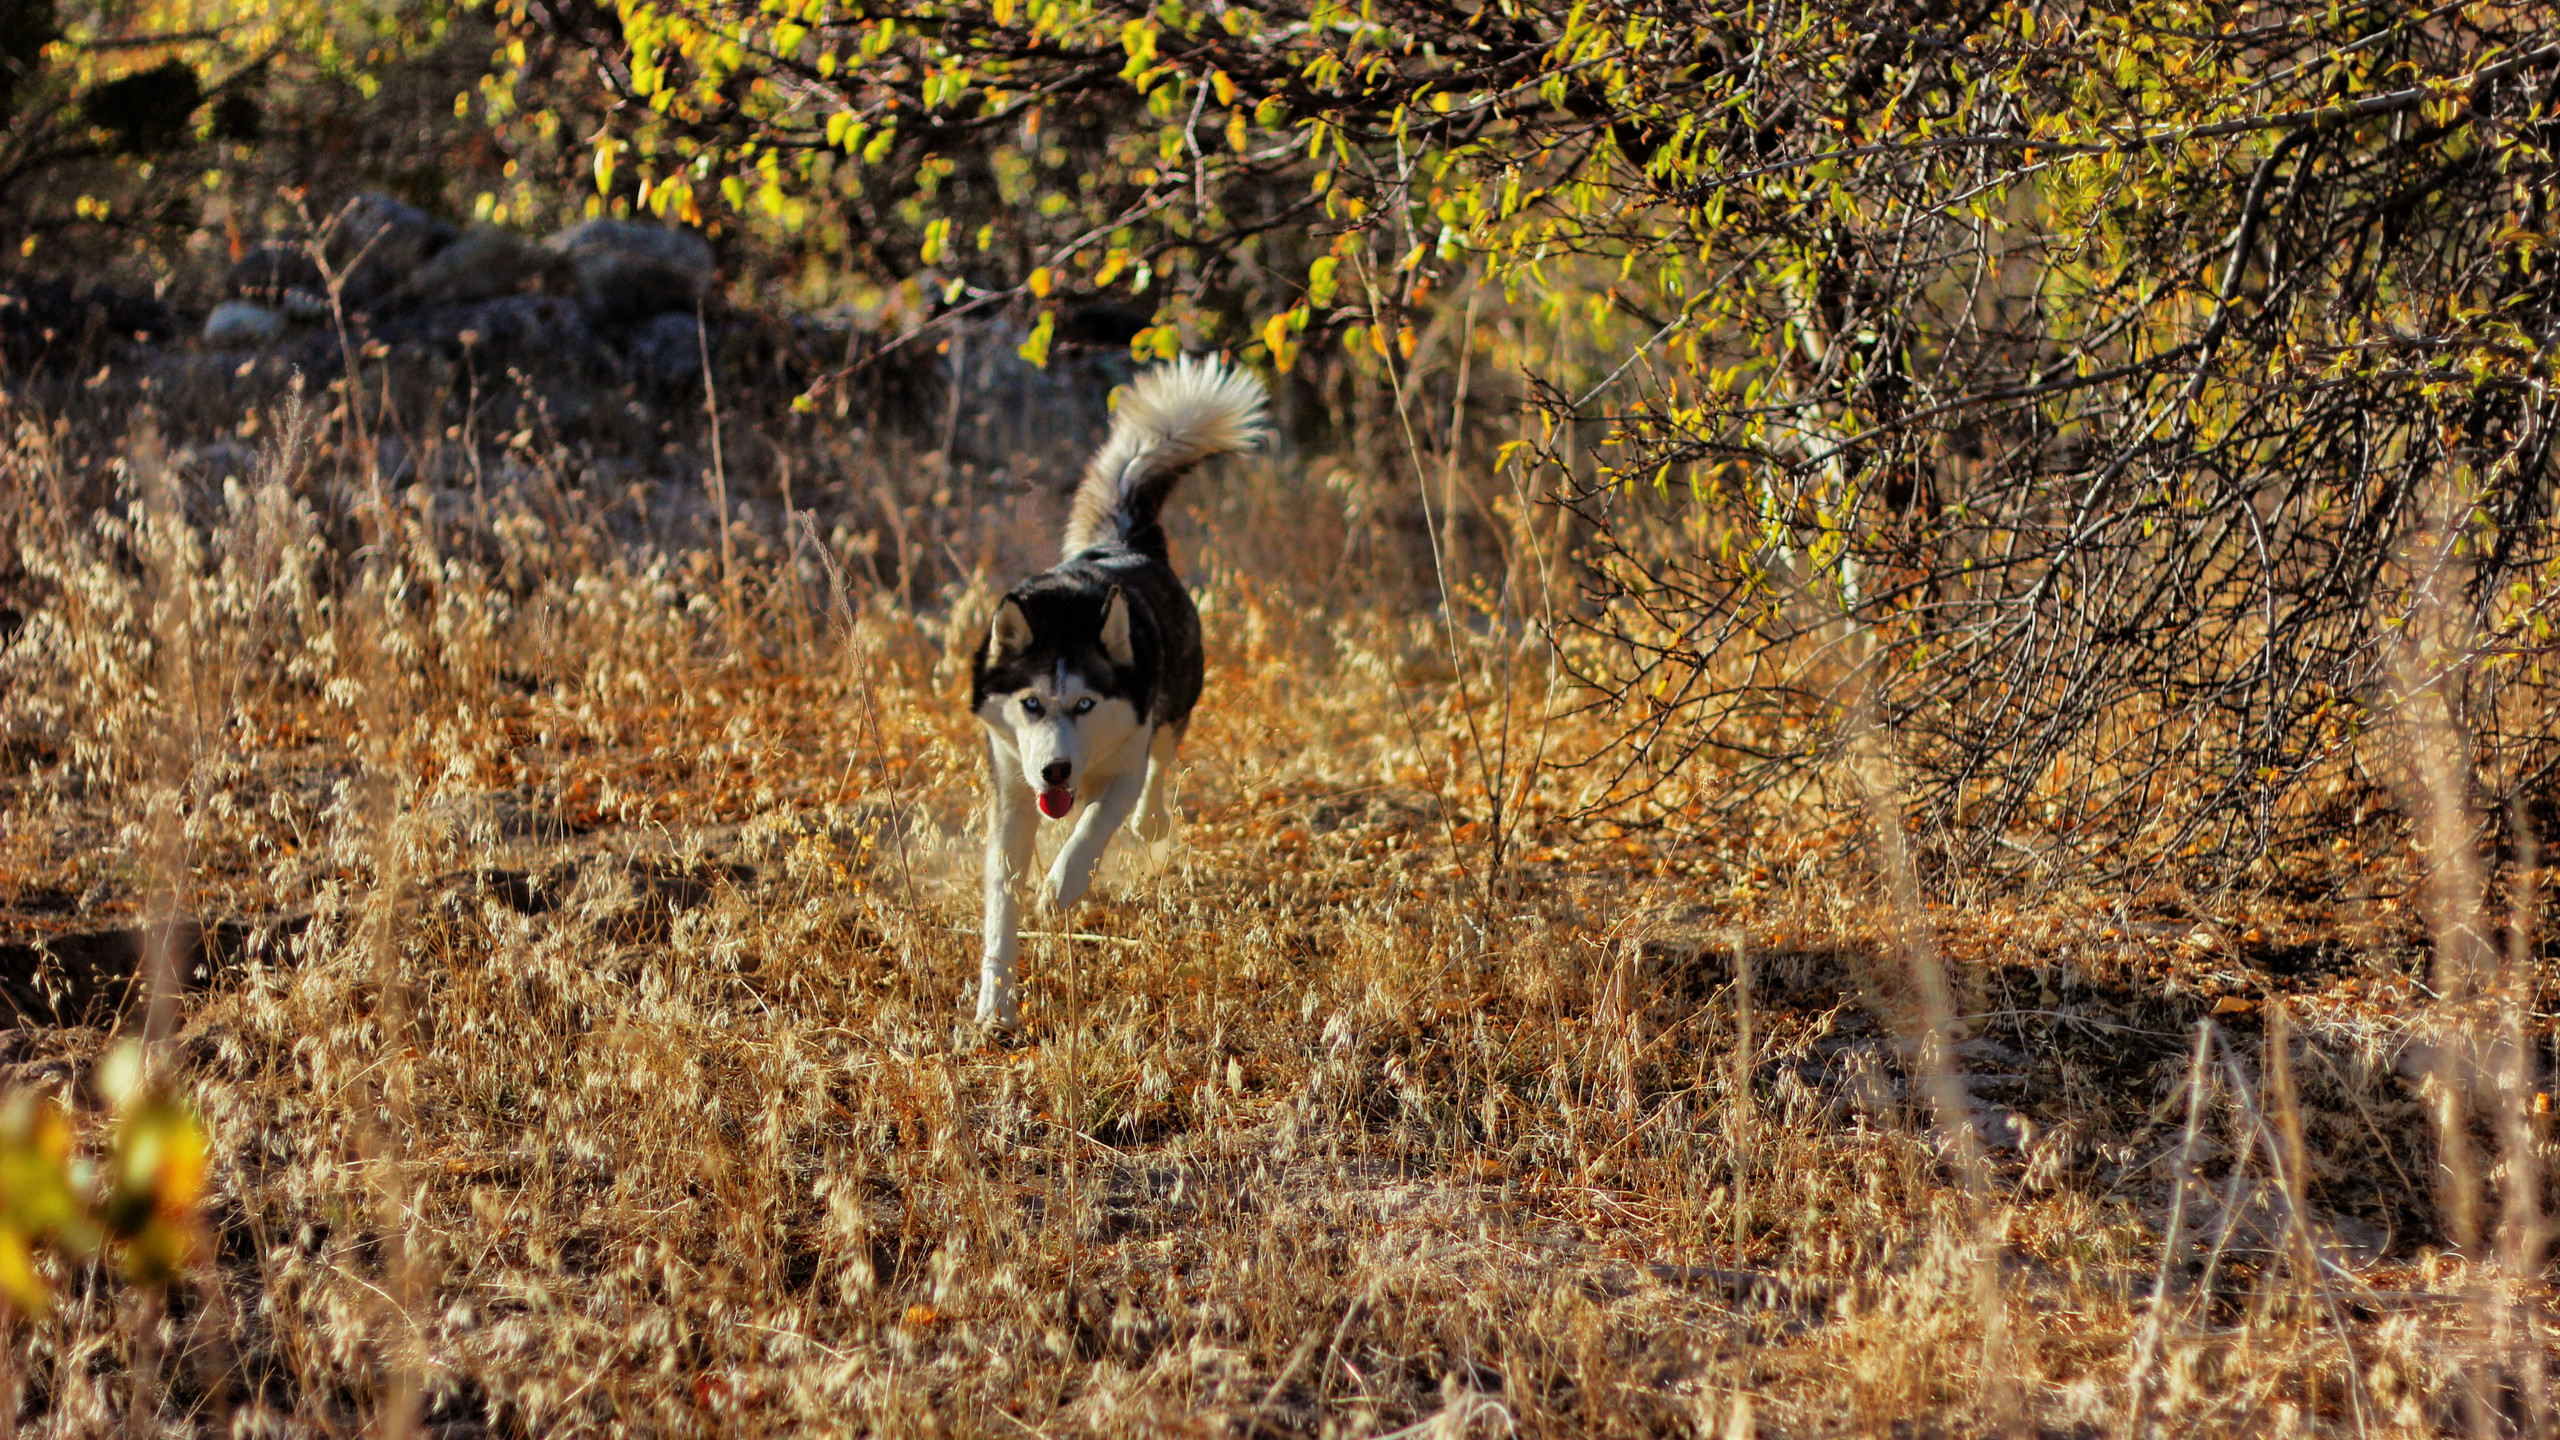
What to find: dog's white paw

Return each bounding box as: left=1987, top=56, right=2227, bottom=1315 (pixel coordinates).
left=974, top=988, right=1019, bottom=1028
left=1047, top=861, right=1095, bottom=909
left=976, top=956, right=1020, bottom=1027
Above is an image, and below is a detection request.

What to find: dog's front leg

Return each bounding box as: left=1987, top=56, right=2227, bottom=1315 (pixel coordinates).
left=1047, top=765, right=1148, bottom=909
left=979, top=766, right=1039, bottom=1026
left=1130, top=723, right=1183, bottom=846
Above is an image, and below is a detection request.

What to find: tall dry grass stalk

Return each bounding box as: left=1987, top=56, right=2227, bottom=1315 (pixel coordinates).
left=1848, top=686, right=2025, bottom=1435
left=2386, top=478, right=2554, bottom=1435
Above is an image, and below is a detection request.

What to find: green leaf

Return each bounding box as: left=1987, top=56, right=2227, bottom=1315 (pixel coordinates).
left=1018, top=310, right=1057, bottom=368
left=1307, top=255, right=1340, bottom=305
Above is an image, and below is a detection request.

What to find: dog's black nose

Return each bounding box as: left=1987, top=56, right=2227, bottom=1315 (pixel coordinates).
left=1041, top=761, right=1072, bottom=787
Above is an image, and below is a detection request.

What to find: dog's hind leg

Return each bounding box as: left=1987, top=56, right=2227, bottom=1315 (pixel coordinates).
left=1130, top=722, right=1183, bottom=847
left=1048, top=764, right=1147, bottom=908
left=979, top=771, right=1039, bottom=1026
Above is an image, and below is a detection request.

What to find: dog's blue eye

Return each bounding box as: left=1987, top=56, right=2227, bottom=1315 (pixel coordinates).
left=1072, top=697, right=1094, bottom=716
left=1021, top=697, right=1044, bottom=716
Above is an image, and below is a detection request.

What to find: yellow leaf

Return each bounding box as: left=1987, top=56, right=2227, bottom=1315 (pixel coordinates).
left=139, top=1105, right=206, bottom=1212
left=94, top=1044, right=142, bottom=1109
left=1307, top=256, right=1339, bottom=305
left=0, top=1230, right=48, bottom=1313
left=120, top=1219, right=197, bottom=1287
left=1017, top=311, right=1056, bottom=368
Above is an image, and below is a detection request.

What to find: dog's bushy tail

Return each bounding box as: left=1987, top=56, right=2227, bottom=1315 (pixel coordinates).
left=1063, top=355, right=1270, bottom=558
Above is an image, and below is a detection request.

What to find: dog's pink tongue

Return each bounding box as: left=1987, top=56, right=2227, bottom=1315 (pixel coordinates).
left=1038, top=787, right=1075, bottom=820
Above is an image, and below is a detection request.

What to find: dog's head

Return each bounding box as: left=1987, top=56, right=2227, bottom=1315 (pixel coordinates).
left=973, top=586, right=1143, bottom=819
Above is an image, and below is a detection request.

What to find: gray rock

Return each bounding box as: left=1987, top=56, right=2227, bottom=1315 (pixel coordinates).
left=173, top=439, right=260, bottom=487
left=625, top=310, right=706, bottom=387
left=545, top=219, right=714, bottom=322
left=225, top=241, right=321, bottom=305
left=370, top=293, right=613, bottom=377
left=203, top=300, right=284, bottom=347
left=321, top=192, right=457, bottom=310
left=383, top=224, right=571, bottom=311
left=933, top=315, right=1139, bottom=483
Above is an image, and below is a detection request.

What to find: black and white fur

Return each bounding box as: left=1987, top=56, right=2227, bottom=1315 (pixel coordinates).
left=971, top=356, right=1270, bottom=1026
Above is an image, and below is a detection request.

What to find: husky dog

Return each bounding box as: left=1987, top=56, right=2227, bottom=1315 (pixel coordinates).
left=970, top=356, right=1271, bottom=1025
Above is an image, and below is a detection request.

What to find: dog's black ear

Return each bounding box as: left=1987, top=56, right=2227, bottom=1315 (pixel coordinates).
left=1098, top=587, right=1133, bottom=667
left=987, top=597, right=1033, bottom=663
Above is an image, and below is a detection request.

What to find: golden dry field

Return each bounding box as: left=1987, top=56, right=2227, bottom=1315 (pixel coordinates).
left=0, top=376, right=2553, bottom=1440
left=10, top=0, right=2560, bottom=1430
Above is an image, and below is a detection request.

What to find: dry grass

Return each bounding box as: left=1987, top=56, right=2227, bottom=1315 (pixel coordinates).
left=0, top=371, right=2554, bottom=1438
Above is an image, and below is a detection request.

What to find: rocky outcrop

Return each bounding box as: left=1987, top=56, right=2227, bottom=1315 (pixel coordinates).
left=546, top=220, right=716, bottom=323
left=0, top=275, right=179, bottom=373
left=33, top=193, right=1131, bottom=482
left=384, top=224, right=573, bottom=311
left=320, top=192, right=458, bottom=310
left=625, top=311, right=708, bottom=388
left=202, top=301, right=284, bottom=346
left=370, top=293, right=616, bottom=379
left=223, top=241, right=324, bottom=315
left=196, top=194, right=720, bottom=392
